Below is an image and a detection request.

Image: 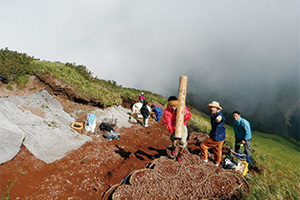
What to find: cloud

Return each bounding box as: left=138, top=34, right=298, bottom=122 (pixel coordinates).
left=1, top=0, right=299, bottom=136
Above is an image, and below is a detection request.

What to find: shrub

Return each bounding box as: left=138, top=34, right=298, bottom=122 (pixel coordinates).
left=0, top=48, right=34, bottom=82
left=16, top=75, right=29, bottom=89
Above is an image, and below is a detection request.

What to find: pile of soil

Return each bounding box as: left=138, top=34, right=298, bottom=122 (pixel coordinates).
left=0, top=76, right=250, bottom=199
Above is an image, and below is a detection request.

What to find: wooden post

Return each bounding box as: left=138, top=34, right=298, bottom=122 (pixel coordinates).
left=174, top=75, right=188, bottom=138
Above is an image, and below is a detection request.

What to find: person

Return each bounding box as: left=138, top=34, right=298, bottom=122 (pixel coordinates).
left=163, top=96, right=191, bottom=162
left=139, top=92, right=145, bottom=103
left=140, top=100, right=149, bottom=127
left=151, top=105, right=163, bottom=122
left=200, top=101, right=226, bottom=167
left=232, top=111, right=252, bottom=158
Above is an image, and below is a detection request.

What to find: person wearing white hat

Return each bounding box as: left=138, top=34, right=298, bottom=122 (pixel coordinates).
left=139, top=92, right=145, bottom=103
left=200, top=101, right=226, bottom=167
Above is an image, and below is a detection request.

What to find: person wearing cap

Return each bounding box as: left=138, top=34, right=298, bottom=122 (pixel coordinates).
left=232, top=111, right=252, bottom=158
left=150, top=105, right=163, bottom=122
left=139, top=92, right=145, bottom=103
left=163, top=96, right=191, bottom=162
left=200, top=101, right=226, bottom=167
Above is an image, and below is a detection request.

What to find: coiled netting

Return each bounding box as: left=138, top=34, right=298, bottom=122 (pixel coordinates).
left=103, top=154, right=250, bottom=200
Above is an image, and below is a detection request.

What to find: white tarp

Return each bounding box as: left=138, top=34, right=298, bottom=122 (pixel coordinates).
left=0, top=89, right=91, bottom=164
left=94, top=105, right=134, bottom=128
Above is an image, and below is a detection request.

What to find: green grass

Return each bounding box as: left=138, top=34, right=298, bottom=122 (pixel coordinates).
left=1, top=180, right=16, bottom=200
left=188, top=106, right=211, bottom=134
left=16, top=75, right=29, bottom=89
left=6, top=84, right=13, bottom=91
left=247, top=131, right=300, bottom=199
left=191, top=116, right=300, bottom=199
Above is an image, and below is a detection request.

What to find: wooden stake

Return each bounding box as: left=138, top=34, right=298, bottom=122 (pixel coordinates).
left=174, top=75, right=188, bottom=138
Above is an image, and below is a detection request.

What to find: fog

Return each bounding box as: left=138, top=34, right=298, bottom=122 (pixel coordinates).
left=1, top=0, right=299, bottom=138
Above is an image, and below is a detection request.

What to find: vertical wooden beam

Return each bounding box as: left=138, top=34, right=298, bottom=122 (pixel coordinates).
left=174, top=75, right=188, bottom=138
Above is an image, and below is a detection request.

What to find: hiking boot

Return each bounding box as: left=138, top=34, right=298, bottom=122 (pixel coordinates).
left=176, top=153, right=183, bottom=162
left=171, top=146, right=177, bottom=155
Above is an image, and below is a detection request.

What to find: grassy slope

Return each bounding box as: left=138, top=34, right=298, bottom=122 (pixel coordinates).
left=33, top=60, right=168, bottom=107
left=225, top=126, right=300, bottom=199
left=1, top=51, right=299, bottom=199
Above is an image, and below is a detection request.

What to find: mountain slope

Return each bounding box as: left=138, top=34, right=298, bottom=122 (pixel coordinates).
left=1, top=48, right=299, bottom=199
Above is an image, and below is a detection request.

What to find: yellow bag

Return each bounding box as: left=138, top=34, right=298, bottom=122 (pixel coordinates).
left=235, top=160, right=249, bottom=176
left=230, top=149, right=249, bottom=176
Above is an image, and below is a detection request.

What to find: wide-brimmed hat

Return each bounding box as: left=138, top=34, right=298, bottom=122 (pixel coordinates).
left=207, top=101, right=222, bottom=110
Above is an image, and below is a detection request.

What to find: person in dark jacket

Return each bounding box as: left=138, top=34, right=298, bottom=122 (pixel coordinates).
left=200, top=101, right=226, bottom=166
left=140, top=100, right=149, bottom=127
left=150, top=105, right=163, bottom=122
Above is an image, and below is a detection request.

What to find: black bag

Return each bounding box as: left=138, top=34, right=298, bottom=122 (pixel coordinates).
left=99, top=122, right=114, bottom=132
left=222, top=156, right=237, bottom=170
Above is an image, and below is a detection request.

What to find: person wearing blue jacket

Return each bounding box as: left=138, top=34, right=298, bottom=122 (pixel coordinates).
left=233, top=111, right=252, bottom=158
left=150, top=105, right=163, bottom=122
left=200, top=101, right=226, bottom=167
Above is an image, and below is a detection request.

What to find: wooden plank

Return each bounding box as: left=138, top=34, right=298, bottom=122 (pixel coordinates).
left=175, top=75, right=188, bottom=138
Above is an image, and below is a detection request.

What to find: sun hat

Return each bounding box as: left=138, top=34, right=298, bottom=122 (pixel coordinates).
left=168, top=96, right=178, bottom=106
left=207, top=101, right=222, bottom=110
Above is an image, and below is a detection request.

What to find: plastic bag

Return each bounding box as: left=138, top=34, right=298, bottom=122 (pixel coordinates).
left=103, top=131, right=120, bottom=141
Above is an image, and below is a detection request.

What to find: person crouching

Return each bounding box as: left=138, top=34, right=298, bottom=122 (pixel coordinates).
left=151, top=105, right=163, bottom=122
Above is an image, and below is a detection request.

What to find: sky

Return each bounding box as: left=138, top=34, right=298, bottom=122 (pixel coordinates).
left=1, top=0, right=299, bottom=133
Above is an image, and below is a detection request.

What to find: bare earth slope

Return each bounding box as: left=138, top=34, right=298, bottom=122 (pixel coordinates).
left=0, top=76, right=249, bottom=199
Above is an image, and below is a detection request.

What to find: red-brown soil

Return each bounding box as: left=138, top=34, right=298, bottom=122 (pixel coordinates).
left=0, top=76, right=249, bottom=199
